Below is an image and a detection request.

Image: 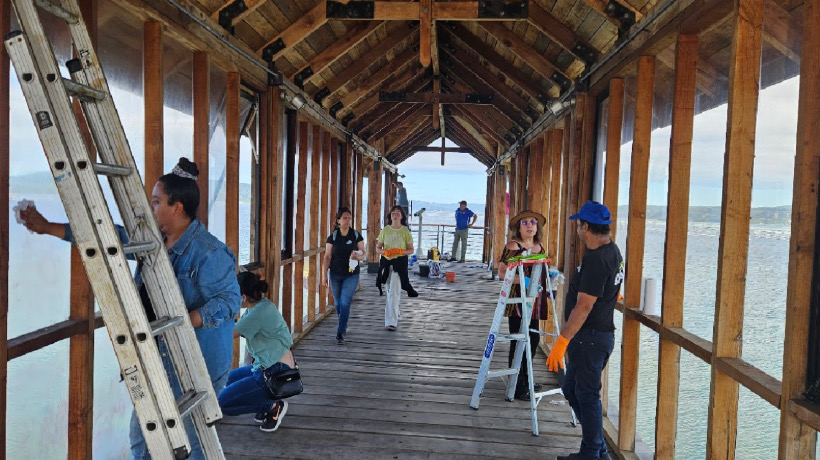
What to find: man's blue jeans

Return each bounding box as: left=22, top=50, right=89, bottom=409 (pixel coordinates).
left=561, top=328, right=615, bottom=459
left=129, top=340, right=229, bottom=460
left=329, top=272, right=358, bottom=336
left=218, top=363, right=290, bottom=416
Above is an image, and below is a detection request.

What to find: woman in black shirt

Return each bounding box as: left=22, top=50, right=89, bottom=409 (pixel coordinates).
left=322, top=207, right=366, bottom=345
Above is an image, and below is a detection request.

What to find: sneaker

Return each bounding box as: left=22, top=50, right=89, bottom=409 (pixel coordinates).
left=253, top=412, right=266, bottom=423
left=336, top=334, right=345, bottom=345
left=448, top=258, right=456, bottom=262
left=533, top=383, right=542, bottom=392
left=260, top=401, right=288, bottom=432
left=514, top=391, right=531, bottom=401
left=408, top=289, right=419, bottom=298
left=457, top=260, right=465, bottom=263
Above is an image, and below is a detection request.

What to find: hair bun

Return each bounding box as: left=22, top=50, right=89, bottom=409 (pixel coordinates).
left=177, top=157, right=199, bottom=177
left=256, top=280, right=269, bottom=294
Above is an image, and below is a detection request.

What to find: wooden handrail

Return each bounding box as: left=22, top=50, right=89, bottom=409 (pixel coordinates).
left=8, top=313, right=104, bottom=361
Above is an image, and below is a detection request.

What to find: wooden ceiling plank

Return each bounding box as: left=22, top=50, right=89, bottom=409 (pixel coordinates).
left=451, top=105, right=506, bottom=146
left=386, top=116, right=433, bottom=153
left=370, top=103, right=429, bottom=140
left=449, top=115, right=493, bottom=153
left=443, top=24, right=549, bottom=104
left=763, top=0, right=801, bottom=62
left=478, top=22, right=569, bottom=89
left=289, top=21, right=383, bottom=86
left=528, top=2, right=600, bottom=64
left=313, top=25, right=416, bottom=102
left=446, top=123, right=495, bottom=165
left=336, top=44, right=419, bottom=112
left=256, top=1, right=327, bottom=61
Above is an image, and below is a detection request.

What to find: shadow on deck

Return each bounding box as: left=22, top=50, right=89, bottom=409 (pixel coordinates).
left=218, top=262, right=582, bottom=459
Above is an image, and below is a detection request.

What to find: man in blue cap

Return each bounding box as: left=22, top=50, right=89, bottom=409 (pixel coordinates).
left=547, top=200, right=624, bottom=460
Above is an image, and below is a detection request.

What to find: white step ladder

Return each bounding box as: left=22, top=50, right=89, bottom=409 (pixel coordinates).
left=469, top=255, right=576, bottom=435
left=5, top=1, right=224, bottom=458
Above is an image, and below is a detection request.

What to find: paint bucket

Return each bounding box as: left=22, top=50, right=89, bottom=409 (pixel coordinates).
left=445, top=271, right=456, bottom=283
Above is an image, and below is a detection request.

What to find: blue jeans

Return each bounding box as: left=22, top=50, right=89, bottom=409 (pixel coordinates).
left=218, top=363, right=290, bottom=415
left=129, top=340, right=230, bottom=460
left=561, top=328, right=615, bottom=459
left=329, top=272, right=358, bottom=335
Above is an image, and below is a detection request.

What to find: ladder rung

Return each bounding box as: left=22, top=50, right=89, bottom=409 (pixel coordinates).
left=62, top=77, right=106, bottom=101
left=487, top=369, right=519, bottom=378
left=177, top=390, right=209, bottom=420
left=92, top=162, right=131, bottom=177
left=34, top=0, right=79, bottom=24
left=122, top=241, right=158, bottom=255
left=496, top=333, right=526, bottom=342
left=150, top=316, right=184, bottom=337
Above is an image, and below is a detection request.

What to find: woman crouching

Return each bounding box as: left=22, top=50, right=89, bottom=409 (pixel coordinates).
left=218, top=272, right=295, bottom=432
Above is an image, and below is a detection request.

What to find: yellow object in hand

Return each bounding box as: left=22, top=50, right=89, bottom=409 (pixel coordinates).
left=546, top=335, right=569, bottom=372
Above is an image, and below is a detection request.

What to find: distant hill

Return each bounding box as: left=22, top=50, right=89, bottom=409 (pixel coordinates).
left=619, top=205, right=792, bottom=225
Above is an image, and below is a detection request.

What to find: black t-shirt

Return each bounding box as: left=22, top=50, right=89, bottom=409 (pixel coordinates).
left=326, top=228, right=364, bottom=276
left=564, top=241, right=624, bottom=332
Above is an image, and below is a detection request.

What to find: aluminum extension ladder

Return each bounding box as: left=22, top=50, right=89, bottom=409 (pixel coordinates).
left=5, top=1, right=224, bottom=458
left=469, top=255, right=576, bottom=436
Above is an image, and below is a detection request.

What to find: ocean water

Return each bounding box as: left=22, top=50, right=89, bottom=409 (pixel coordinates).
left=6, top=196, right=811, bottom=458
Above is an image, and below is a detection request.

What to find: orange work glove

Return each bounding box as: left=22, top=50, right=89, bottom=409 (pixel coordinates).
left=546, top=335, right=570, bottom=372
left=382, top=248, right=403, bottom=258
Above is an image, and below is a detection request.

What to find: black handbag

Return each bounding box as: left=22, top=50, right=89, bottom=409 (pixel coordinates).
left=264, top=365, right=303, bottom=399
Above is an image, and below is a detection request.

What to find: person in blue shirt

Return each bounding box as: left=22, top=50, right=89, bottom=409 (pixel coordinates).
left=449, top=200, right=477, bottom=263
left=394, top=181, right=409, bottom=217
left=219, top=271, right=294, bottom=432
left=19, top=158, right=241, bottom=460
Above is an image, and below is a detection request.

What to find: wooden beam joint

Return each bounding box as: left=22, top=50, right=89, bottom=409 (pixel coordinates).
left=477, top=0, right=528, bottom=19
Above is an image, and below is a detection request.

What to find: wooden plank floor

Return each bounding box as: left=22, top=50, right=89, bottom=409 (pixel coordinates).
left=218, top=261, right=582, bottom=459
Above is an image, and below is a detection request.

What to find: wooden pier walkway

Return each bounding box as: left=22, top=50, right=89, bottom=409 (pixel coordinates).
left=218, top=262, right=582, bottom=459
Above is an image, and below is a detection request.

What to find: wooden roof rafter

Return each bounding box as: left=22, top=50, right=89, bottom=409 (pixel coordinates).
left=369, top=103, right=430, bottom=141
left=351, top=68, right=434, bottom=132
left=288, top=21, right=384, bottom=88
left=441, top=23, right=549, bottom=106
left=211, top=0, right=268, bottom=29
left=355, top=72, right=434, bottom=135
left=311, top=23, right=417, bottom=104
left=385, top=115, right=434, bottom=153
left=526, top=2, right=601, bottom=65
left=440, top=62, right=527, bottom=133
left=478, top=22, right=571, bottom=92
left=255, top=1, right=328, bottom=62
left=329, top=43, right=421, bottom=116
left=389, top=128, right=440, bottom=163
left=450, top=104, right=509, bottom=146
left=446, top=116, right=493, bottom=159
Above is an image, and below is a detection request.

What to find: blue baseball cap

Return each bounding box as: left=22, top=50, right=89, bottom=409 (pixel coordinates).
left=569, top=200, right=612, bottom=225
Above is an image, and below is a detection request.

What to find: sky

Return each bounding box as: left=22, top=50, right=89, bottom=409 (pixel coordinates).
left=8, top=73, right=801, bottom=209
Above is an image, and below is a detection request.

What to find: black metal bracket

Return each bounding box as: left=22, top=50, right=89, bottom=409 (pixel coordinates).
left=536, top=92, right=551, bottom=105
left=379, top=91, right=407, bottom=102
left=510, top=127, right=522, bottom=138
left=314, top=87, right=331, bottom=104
left=605, top=0, right=636, bottom=36
left=504, top=133, right=516, bottom=144
left=329, top=101, right=344, bottom=118
left=262, top=38, right=286, bottom=63
left=362, top=132, right=372, bottom=141
left=341, top=113, right=355, bottom=126
left=573, top=41, right=599, bottom=66
left=551, top=72, right=572, bottom=91
left=293, top=66, right=313, bottom=89
left=326, top=1, right=375, bottom=19
left=267, top=62, right=283, bottom=87
left=464, top=93, right=493, bottom=104
left=524, top=106, right=540, bottom=120
left=217, top=0, right=247, bottom=31
left=477, top=0, right=528, bottom=19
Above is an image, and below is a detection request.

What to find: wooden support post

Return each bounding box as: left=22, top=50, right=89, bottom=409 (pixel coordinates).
left=259, top=90, right=270, bottom=301
left=484, top=175, right=493, bottom=264
left=331, top=139, right=340, bottom=234
left=509, top=157, right=518, bottom=217
left=706, top=0, right=763, bottom=456
left=309, top=125, right=322, bottom=324
left=492, top=163, right=507, bottom=272
left=320, top=133, right=331, bottom=313
left=549, top=129, right=563, bottom=264
left=420, top=0, right=432, bottom=67
left=355, top=151, right=364, bottom=232
left=575, top=93, right=596, bottom=266
left=563, top=100, right=586, bottom=277
left=541, top=131, right=553, bottom=226
left=619, top=56, right=655, bottom=452
left=69, top=4, right=95, bottom=457
left=294, top=121, right=311, bottom=333
left=367, top=159, right=383, bottom=263
left=655, top=35, right=697, bottom=460
left=559, top=115, right=571, bottom=271
left=528, top=137, right=543, bottom=214
left=603, top=78, right=625, bottom=242
left=143, top=21, right=163, bottom=199
left=193, top=51, right=209, bottom=226
left=266, top=88, right=285, bottom=324
left=226, top=72, right=240, bottom=368
left=778, top=0, right=820, bottom=455
left=0, top=0, right=8, bottom=452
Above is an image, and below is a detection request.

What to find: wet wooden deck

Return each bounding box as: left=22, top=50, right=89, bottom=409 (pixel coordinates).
left=218, top=262, right=582, bottom=459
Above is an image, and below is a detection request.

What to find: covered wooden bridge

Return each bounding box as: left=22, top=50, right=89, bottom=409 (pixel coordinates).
left=0, top=0, right=819, bottom=459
